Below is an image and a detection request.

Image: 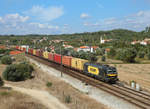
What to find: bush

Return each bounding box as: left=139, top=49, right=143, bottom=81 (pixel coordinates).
left=1, top=56, right=12, bottom=65
left=64, top=95, right=71, bottom=103
left=101, top=56, right=106, bottom=62
left=147, top=52, right=150, bottom=60
left=138, top=51, right=145, bottom=58
left=96, top=48, right=104, bottom=56
left=0, top=77, right=4, bottom=87
left=46, top=82, right=52, bottom=87
left=117, top=48, right=137, bottom=63
left=88, top=53, right=98, bottom=63
left=107, top=48, right=116, bottom=58
left=2, top=63, right=34, bottom=82
left=0, top=92, right=10, bottom=96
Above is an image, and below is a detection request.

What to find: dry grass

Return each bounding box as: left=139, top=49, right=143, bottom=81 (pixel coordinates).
left=5, top=60, right=109, bottom=109
left=0, top=88, right=48, bottom=109
left=110, top=64, right=150, bottom=91
left=97, top=56, right=123, bottom=64
left=0, top=64, right=6, bottom=75
left=13, top=54, right=27, bottom=64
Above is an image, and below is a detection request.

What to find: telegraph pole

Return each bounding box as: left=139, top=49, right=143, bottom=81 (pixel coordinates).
left=60, top=41, right=63, bottom=77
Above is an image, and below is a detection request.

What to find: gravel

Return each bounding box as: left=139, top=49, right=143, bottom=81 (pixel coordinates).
left=28, top=57, right=140, bottom=109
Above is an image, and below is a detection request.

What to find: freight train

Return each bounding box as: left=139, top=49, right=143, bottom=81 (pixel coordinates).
left=16, top=46, right=118, bottom=83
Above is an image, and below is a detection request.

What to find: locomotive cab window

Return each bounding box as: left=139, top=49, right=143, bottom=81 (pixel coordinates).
left=90, top=68, right=96, bottom=72
left=107, top=69, right=117, bottom=74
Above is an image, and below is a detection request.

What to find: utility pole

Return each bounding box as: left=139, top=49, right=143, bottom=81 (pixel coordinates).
left=60, top=41, right=63, bottom=77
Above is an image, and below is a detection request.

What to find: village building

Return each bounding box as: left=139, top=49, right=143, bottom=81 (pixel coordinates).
left=76, top=46, right=99, bottom=53
left=100, top=37, right=112, bottom=44
left=131, top=38, right=150, bottom=45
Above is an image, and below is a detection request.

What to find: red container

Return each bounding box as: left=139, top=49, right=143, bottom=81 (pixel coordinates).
left=62, top=56, right=72, bottom=67
left=54, top=54, right=62, bottom=64
left=28, top=48, right=31, bottom=54
left=29, top=48, right=33, bottom=54
left=48, top=53, right=54, bottom=61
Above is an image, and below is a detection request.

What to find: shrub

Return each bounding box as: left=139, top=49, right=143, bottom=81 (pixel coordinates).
left=107, top=48, right=116, bottom=58
left=2, top=63, right=34, bottom=82
left=64, top=95, right=71, bottom=103
left=118, top=48, right=137, bottom=63
left=0, top=92, right=10, bottom=96
left=96, top=48, right=104, bottom=56
left=1, top=56, right=12, bottom=65
left=101, top=56, right=106, bottom=62
left=0, top=77, right=4, bottom=87
left=46, top=82, right=52, bottom=87
left=147, top=52, right=150, bottom=60
left=88, top=53, right=98, bottom=63
left=138, top=51, right=145, bottom=58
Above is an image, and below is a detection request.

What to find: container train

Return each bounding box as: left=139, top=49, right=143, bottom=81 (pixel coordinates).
left=16, top=46, right=118, bottom=83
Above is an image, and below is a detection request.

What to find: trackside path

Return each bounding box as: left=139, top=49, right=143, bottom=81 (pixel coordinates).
left=5, top=84, right=69, bottom=109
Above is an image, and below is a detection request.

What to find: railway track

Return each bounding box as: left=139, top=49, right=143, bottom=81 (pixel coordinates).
left=26, top=54, right=150, bottom=109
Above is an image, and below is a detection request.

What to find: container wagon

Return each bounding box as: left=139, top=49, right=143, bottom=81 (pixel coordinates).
left=54, top=54, right=62, bottom=64
left=62, top=56, right=72, bottom=67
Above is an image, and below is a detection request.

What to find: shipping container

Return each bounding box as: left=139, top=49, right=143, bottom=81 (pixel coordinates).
left=29, top=48, right=33, bottom=55
left=43, top=51, right=49, bottom=59
left=36, top=50, right=40, bottom=56
left=54, top=54, right=62, bottom=64
left=71, top=58, right=88, bottom=70
left=33, top=49, right=36, bottom=55
left=48, top=52, right=54, bottom=61
left=62, top=56, right=72, bottom=67
left=39, top=50, right=43, bottom=57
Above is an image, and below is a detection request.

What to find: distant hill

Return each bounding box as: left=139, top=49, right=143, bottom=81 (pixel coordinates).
left=47, top=28, right=150, bottom=42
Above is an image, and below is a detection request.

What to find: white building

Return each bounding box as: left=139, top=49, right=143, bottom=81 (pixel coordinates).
left=140, top=41, right=148, bottom=45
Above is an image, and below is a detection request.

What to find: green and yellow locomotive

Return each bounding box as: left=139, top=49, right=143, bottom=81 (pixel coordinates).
left=83, top=63, right=118, bottom=83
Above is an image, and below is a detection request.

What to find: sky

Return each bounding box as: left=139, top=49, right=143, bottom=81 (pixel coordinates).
left=0, top=0, right=150, bottom=35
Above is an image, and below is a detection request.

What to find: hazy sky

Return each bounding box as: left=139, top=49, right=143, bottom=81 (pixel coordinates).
left=0, top=0, right=150, bottom=35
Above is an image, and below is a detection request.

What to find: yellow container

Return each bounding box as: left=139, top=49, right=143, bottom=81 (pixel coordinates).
left=33, top=49, right=36, bottom=55
left=71, top=58, right=88, bottom=70
left=43, top=51, right=49, bottom=59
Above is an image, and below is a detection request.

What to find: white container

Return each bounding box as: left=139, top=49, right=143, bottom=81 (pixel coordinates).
left=131, top=82, right=135, bottom=89
left=136, top=84, right=140, bottom=91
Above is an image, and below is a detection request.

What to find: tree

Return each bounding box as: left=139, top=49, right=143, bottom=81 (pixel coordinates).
left=120, top=48, right=137, bottom=63
left=1, top=55, right=12, bottom=65
left=96, top=48, right=104, bottom=56
left=147, top=52, right=150, bottom=60
left=88, top=53, right=97, bottom=63
left=138, top=51, right=145, bottom=58
left=107, top=48, right=116, bottom=58
left=2, top=63, right=34, bottom=82
left=145, top=26, right=150, bottom=33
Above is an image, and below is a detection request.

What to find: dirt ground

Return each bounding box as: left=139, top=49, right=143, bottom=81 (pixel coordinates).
left=111, top=64, right=150, bottom=91
left=4, top=84, right=68, bottom=109
left=0, top=88, right=47, bottom=109
left=4, top=64, right=109, bottom=109
left=0, top=64, right=6, bottom=74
